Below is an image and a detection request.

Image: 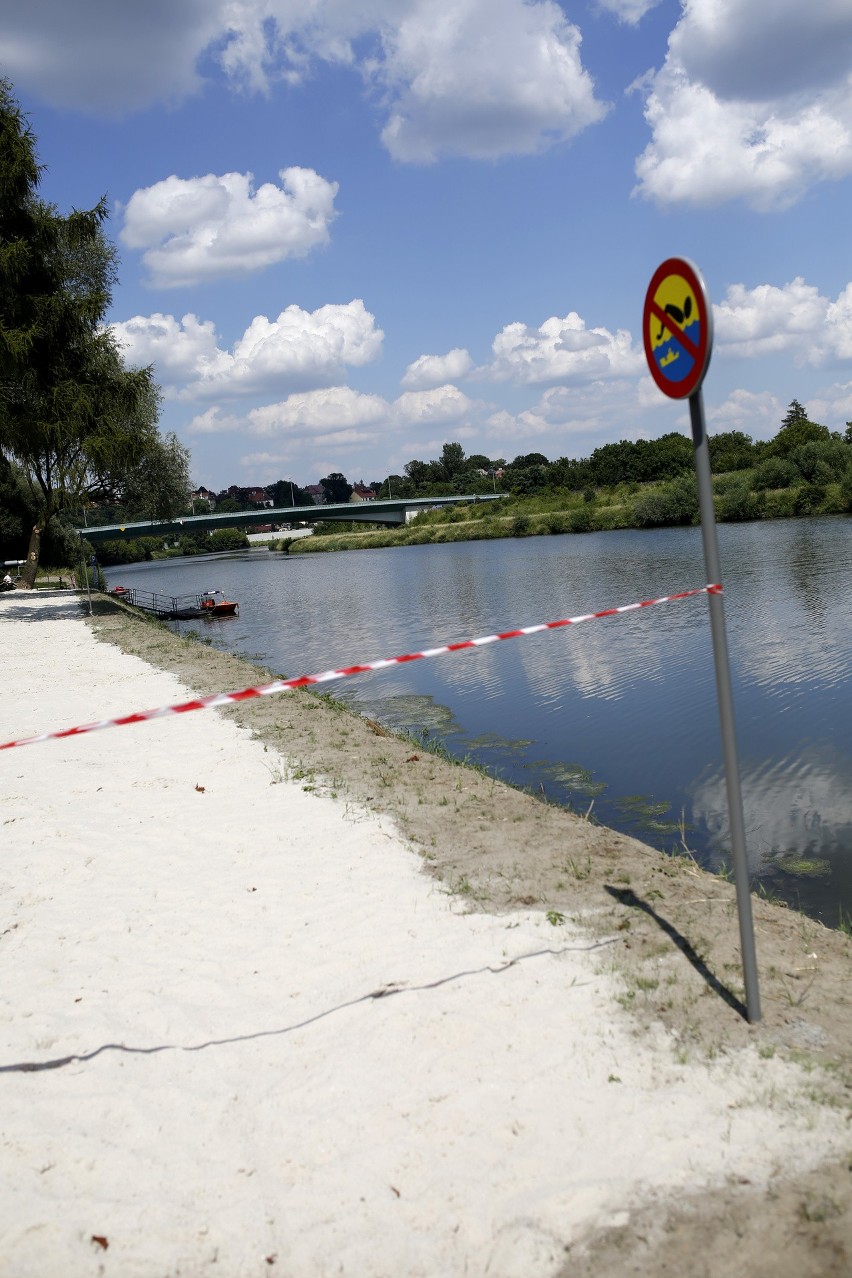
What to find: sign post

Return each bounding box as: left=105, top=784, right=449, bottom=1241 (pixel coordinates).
left=643, top=257, right=760, bottom=1024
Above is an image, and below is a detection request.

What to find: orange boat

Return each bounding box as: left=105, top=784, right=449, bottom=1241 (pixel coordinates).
left=200, top=590, right=239, bottom=618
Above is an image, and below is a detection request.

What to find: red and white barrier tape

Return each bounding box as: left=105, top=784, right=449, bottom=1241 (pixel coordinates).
left=0, top=584, right=720, bottom=753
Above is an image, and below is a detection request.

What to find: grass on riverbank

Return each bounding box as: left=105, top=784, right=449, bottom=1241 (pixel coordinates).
left=277, top=472, right=851, bottom=556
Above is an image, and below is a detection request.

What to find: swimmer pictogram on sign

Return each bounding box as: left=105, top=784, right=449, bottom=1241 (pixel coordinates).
left=643, top=257, right=712, bottom=399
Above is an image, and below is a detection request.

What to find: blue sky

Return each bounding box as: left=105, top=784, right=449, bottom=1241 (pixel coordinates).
left=4, top=0, right=852, bottom=490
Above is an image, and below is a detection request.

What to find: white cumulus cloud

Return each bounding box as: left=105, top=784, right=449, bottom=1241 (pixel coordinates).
left=112, top=301, right=384, bottom=399
left=634, top=0, right=852, bottom=208
left=120, top=167, right=339, bottom=287
left=372, top=0, right=608, bottom=161
left=704, top=390, right=785, bottom=439
left=2, top=0, right=608, bottom=162
left=246, top=387, right=390, bottom=435
left=669, top=0, right=852, bottom=103
left=714, top=278, right=852, bottom=365
left=188, top=381, right=480, bottom=440
left=596, top=0, right=663, bottom=25
left=394, top=384, right=479, bottom=424
left=483, top=311, right=643, bottom=385
left=0, top=0, right=220, bottom=113
left=486, top=377, right=657, bottom=446
left=187, top=386, right=391, bottom=439
left=825, top=284, right=852, bottom=362
left=401, top=348, right=473, bottom=389
left=111, top=312, right=230, bottom=381
left=808, top=381, right=852, bottom=429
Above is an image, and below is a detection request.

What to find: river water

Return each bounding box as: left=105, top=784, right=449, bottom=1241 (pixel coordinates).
left=104, top=517, right=852, bottom=926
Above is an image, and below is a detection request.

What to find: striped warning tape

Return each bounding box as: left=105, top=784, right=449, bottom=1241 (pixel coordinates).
left=0, top=584, right=720, bottom=752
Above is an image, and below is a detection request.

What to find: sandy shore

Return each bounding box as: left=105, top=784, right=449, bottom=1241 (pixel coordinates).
left=1, top=591, right=850, bottom=1276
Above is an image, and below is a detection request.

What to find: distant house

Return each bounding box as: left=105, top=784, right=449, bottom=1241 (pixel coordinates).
left=304, top=485, right=326, bottom=504
left=246, top=487, right=271, bottom=506
left=192, top=486, right=215, bottom=508
left=350, top=484, right=377, bottom=503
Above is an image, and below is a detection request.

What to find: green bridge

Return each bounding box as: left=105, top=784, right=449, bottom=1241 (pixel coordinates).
left=78, top=493, right=501, bottom=544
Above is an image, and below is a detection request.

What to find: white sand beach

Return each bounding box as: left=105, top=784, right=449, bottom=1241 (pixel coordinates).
left=0, top=591, right=849, bottom=1276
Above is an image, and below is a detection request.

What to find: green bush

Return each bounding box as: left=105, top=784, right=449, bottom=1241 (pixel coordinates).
left=631, top=474, right=698, bottom=527
left=789, top=440, right=851, bottom=483
left=207, top=527, right=249, bottom=552
left=792, top=482, right=827, bottom=516
left=173, top=534, right=206, bottom=556
left=752, top=458, right=799, bottom=491
left=762, top=490, right=797, bottom=519
left=716, top=479, right=762, bottom=522
left=567, top=505, right=594, bottom=533
left=820, top=483, right=846, bottom=515
left=90, top=535, right=164, bottom=565
left=593, top=506, right=627, bottom=531
left=713, top=471, right=748, bottom=495
left=311, top=520, right=360, bottom=536
left=511, top=514, right=531, bottom=536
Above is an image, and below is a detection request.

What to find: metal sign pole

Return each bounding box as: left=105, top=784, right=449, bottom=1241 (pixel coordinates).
left=689, top=390, right=760, bottom=1023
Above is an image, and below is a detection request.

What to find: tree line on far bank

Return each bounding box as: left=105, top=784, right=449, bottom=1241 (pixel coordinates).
left=294, top=404, right=852, bottom=557
left=91, top=400, right=852, bottom=567
left=369, top=402, right=852, bottom=502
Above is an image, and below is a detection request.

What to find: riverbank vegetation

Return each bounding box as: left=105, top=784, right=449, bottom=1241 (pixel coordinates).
left=285, top=403, right=852, bottom=556
left=94, top=526, right=250, bottom=565
left=85, top=401, right=852, bottom=566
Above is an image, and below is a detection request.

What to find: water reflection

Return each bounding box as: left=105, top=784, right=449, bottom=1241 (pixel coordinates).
left=106, top=517, right=852, bottom=925
left=691, top=743, right=852, bottom=924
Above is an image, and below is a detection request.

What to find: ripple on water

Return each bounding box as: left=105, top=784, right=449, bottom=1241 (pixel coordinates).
left=106, top=518, right=852, bottom=924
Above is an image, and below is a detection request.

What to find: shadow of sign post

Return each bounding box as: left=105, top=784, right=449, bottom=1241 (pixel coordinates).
left=643, top=256, right=761, bottom=1024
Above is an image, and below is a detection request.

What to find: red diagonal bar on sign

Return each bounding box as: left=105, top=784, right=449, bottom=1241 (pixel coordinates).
left=648, top=299, right=700, bottom=362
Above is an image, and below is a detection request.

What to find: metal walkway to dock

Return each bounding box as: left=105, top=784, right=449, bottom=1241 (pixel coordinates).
left=111, top=588, right=213, bottom=620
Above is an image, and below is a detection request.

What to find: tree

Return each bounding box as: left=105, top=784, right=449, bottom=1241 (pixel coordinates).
left=208, top=528, right=249, bottom=552
left=550, top=456, right=591, bottom=491
left=319, top=472, right=352, bottom=504
left=213, top=497, right=244, bottom=514
left=268, top=478, right=312, bottom=508
left=508, top=452, right=549, bottom=470
left=403, top=459, right=433, bottom=488
left=439, top=442, right=466, bottom=480
left=508, top=466, right=549, bottom=495
left=768, top=403, right=830, bottom=459
left=587, top=440, right=642, bottom=486
left=0, top=80, right=189, bottom=586
left=0, top=452, right=32, bottom=556
left=637, top=433, right=693, bottom=481
left=708, top=430, right=755, bottom=473
left=781, top=399, right=808, bottom=428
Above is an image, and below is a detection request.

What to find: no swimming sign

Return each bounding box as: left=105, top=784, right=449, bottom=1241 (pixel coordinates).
left=641, top=253, right=760, bottom=1023
left=643, top=257, right=712, bottom=399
